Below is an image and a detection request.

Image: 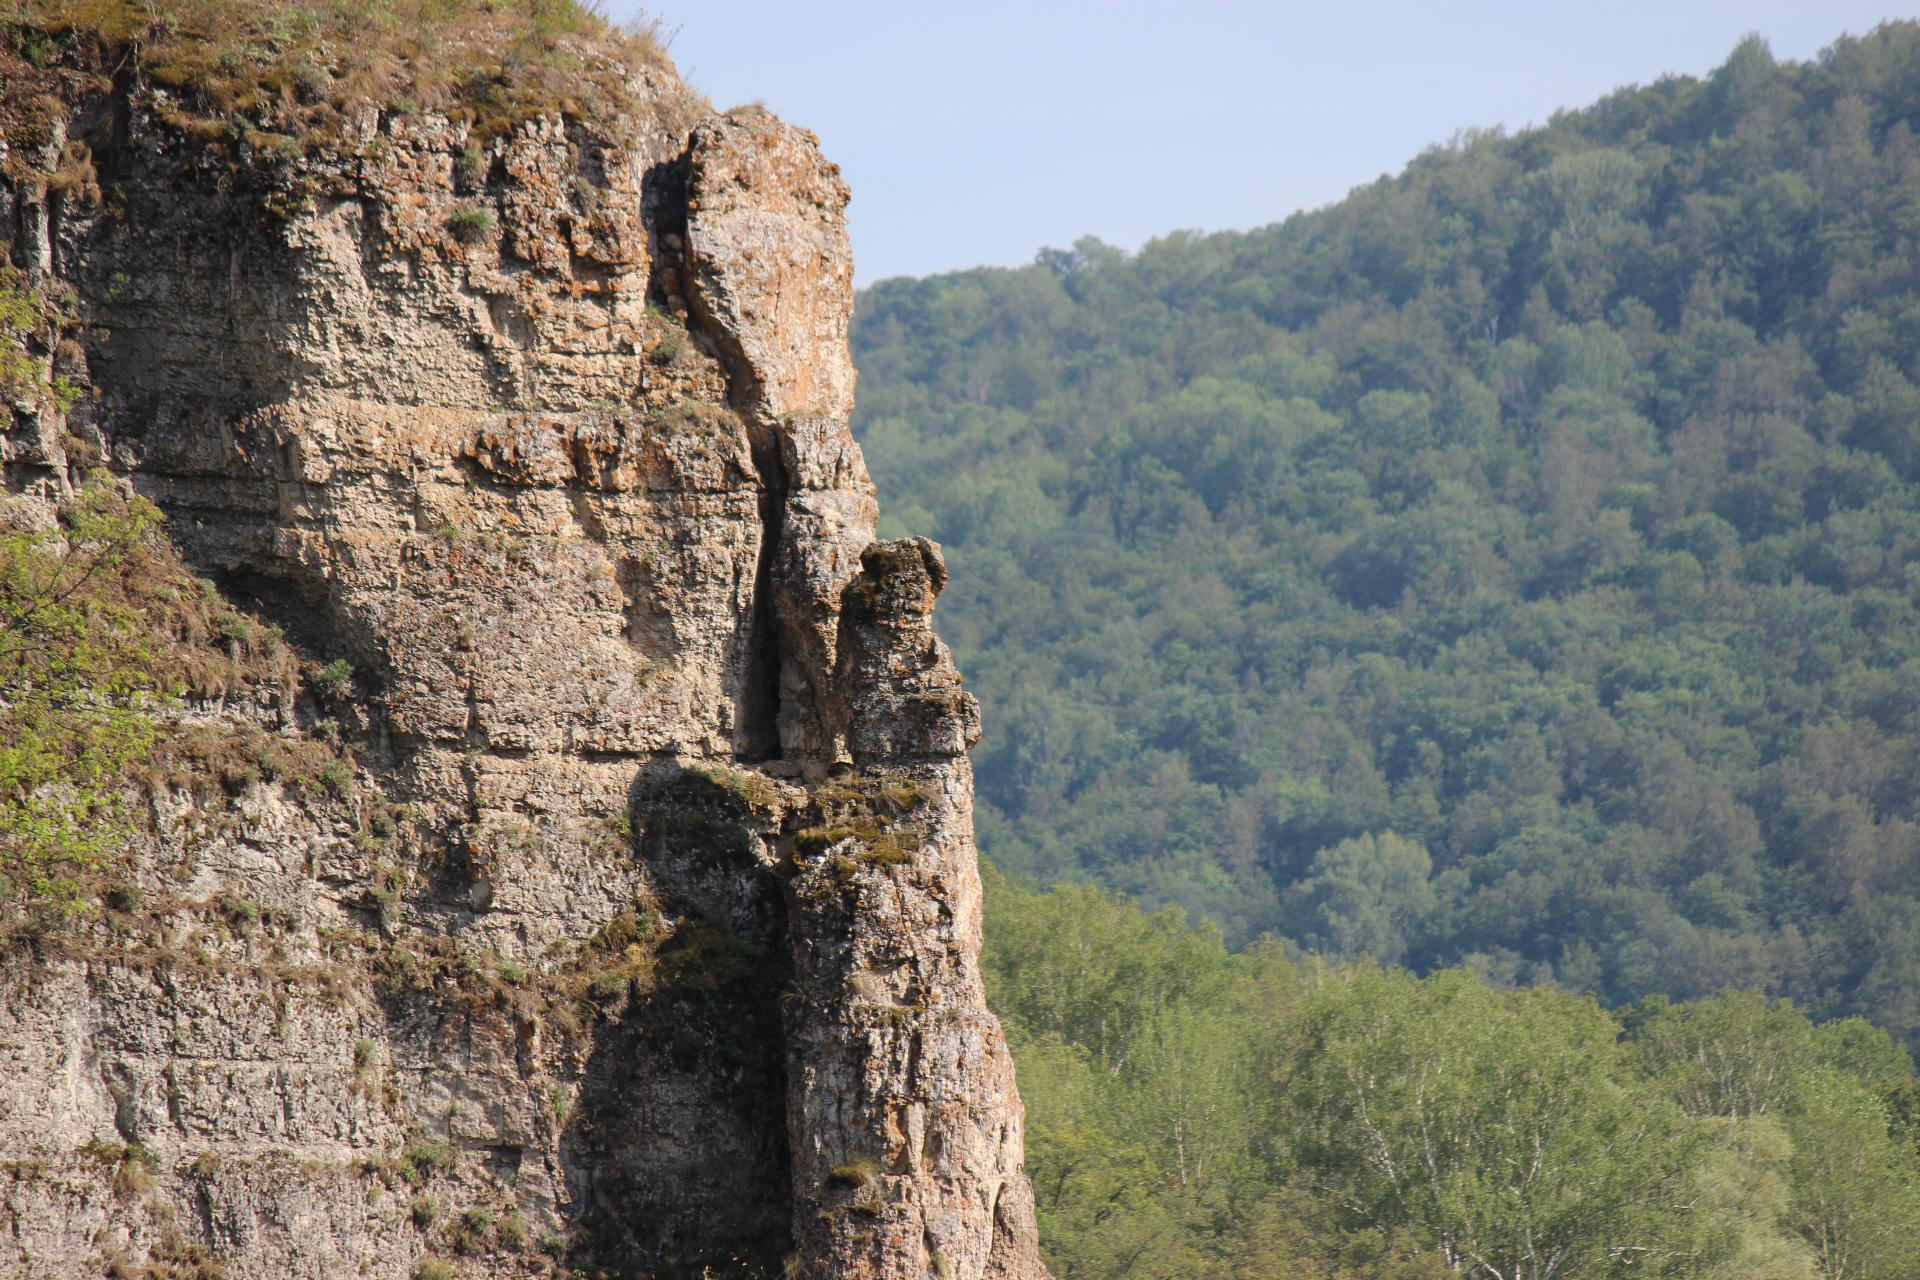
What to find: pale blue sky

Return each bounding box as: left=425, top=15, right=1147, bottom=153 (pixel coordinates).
left=621, top=2, right=1920, bottom=284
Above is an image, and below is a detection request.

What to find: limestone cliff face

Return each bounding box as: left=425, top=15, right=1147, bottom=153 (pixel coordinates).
left=0, top=38, right=1044, bottom=1280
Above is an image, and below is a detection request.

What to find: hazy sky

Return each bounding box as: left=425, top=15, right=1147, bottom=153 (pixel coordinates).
left=621, top=1, right=1920, bottom=284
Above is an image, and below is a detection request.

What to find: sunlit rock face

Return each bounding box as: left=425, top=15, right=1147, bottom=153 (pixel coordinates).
left=0, top=32, right=1045, bottom=1280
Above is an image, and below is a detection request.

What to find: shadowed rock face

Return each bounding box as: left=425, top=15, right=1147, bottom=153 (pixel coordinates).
left=0, top=39, right=1044, bottom=1280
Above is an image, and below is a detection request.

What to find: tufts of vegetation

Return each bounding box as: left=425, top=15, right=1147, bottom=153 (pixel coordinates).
left=642, top=765, right=782, bottom=867
left=826, top=1157, right=878, bottom=1189
left=646, top=307, right=689, bottom=365
left=809, top=773, right=929, bottom=814
left=110, top=1143, right=152, bottom=1198
left=131, top=1229, right=228, bottom=1279
left=650, top=400, right=741, bottom=440
left=453, top=143, right=489, bottom=190
left=0, top=267, right=80, bottom=410
left=444, top=201, right=494, bottom=243
left=373, top=933, right=479, bottom=996
left=315, top=757, right=354, bottom=798
left=855, top=839, right=911, bottom=869
left=650, top=327, right=687, bottom=365
left=311, top=657, right=353, bottom=698
left=216, top=892, right=260, bottom=929
left=0, top=481, right=303, bottom=910
left=584, top=904, right=661, bottom=954
left=689, top=762, right=782, bottom=810
left=573, top=913, right=659, bottom=1005
left=793, top=819, right=913, bottom=868
left=395, top=1138, right=451, bottom=1185
left=365, top=861, right=407, bottom=928
left=139, top=710, right=355, bottom=816
left=0, top=476, right=317, bottom=902
left=790, top=770, right=929, bottom=886
left=451, top=1205, right=496, bottom=1255
left=651, top=917, right=769, bottom=1003
left=587, top=811, right=634, bottom=855
left=102, top=880, right=144, bottom=913
left=46, top=136, right=98, bottom=196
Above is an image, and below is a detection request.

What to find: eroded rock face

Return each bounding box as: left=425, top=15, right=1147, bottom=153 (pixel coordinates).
left=782, top=539, right=1045, bottom=1280
left=685, top=108, right=859, bottom=425
left=0, top=44, right=1043, bottom=1280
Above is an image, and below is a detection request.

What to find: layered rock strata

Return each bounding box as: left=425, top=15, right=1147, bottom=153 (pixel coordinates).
left=0, top=38, right=1044, bottom=1280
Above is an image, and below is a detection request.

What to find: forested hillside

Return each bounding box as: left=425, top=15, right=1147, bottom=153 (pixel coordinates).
left=852, top=24, right=1920, bottom=1043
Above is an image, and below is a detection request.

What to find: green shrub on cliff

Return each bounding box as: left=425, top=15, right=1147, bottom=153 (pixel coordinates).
left=0, top=267, right=79, bottom=410
left=0, top=478, right=331, bottom=911
left=0, top=483, right=164, bottom=908
left=444, top=200, right=495, bottom=241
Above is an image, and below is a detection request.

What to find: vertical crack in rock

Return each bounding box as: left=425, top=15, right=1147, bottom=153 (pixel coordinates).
left=683, top=112, right=1049, bottom=1279
left=737, top=419, right=789, bottom=761
left=682, top=107, right=874, bottom=770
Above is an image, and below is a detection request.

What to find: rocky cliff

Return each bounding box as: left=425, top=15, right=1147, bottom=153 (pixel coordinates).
left=0, top=12, right=1045, bottom=1279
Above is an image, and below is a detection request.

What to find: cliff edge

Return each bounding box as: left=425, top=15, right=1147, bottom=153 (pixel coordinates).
left=0, top=7, right=1045, bottom=1278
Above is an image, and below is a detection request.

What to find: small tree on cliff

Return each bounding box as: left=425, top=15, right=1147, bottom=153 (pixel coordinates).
left=0, top=483, right=165, bottom=910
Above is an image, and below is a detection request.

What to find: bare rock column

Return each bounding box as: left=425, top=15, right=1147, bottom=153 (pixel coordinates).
left=0, top=45, right=1045, bottom=1278
left=782, top=539, right=1048, bottom=1280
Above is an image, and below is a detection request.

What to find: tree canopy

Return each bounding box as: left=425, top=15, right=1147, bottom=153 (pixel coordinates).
left=984, top=871, right=1920, bottom=1279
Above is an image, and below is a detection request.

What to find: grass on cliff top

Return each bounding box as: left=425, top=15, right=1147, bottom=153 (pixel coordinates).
left=5, top=0, right=672, bottom=144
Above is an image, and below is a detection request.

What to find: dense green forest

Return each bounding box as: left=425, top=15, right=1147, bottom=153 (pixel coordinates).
left=852, top=25, right=1920, bottom=1052
left=983, top=872, right=1920, bottom=1279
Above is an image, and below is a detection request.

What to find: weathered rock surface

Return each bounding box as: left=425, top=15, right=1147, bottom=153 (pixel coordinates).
left=0, top=34, right=1044, bottom=1280
left=782, top=539, right=1045, bottom=1280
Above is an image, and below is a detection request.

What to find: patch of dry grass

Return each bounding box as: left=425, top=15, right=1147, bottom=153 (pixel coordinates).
left=6, top=0, right=672, bottom=144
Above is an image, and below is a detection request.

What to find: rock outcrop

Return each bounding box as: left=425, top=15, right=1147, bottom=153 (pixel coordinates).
left=0, top=23, right=1044, bottom=1280
left=781, top=539, right=1045, bottom=1280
